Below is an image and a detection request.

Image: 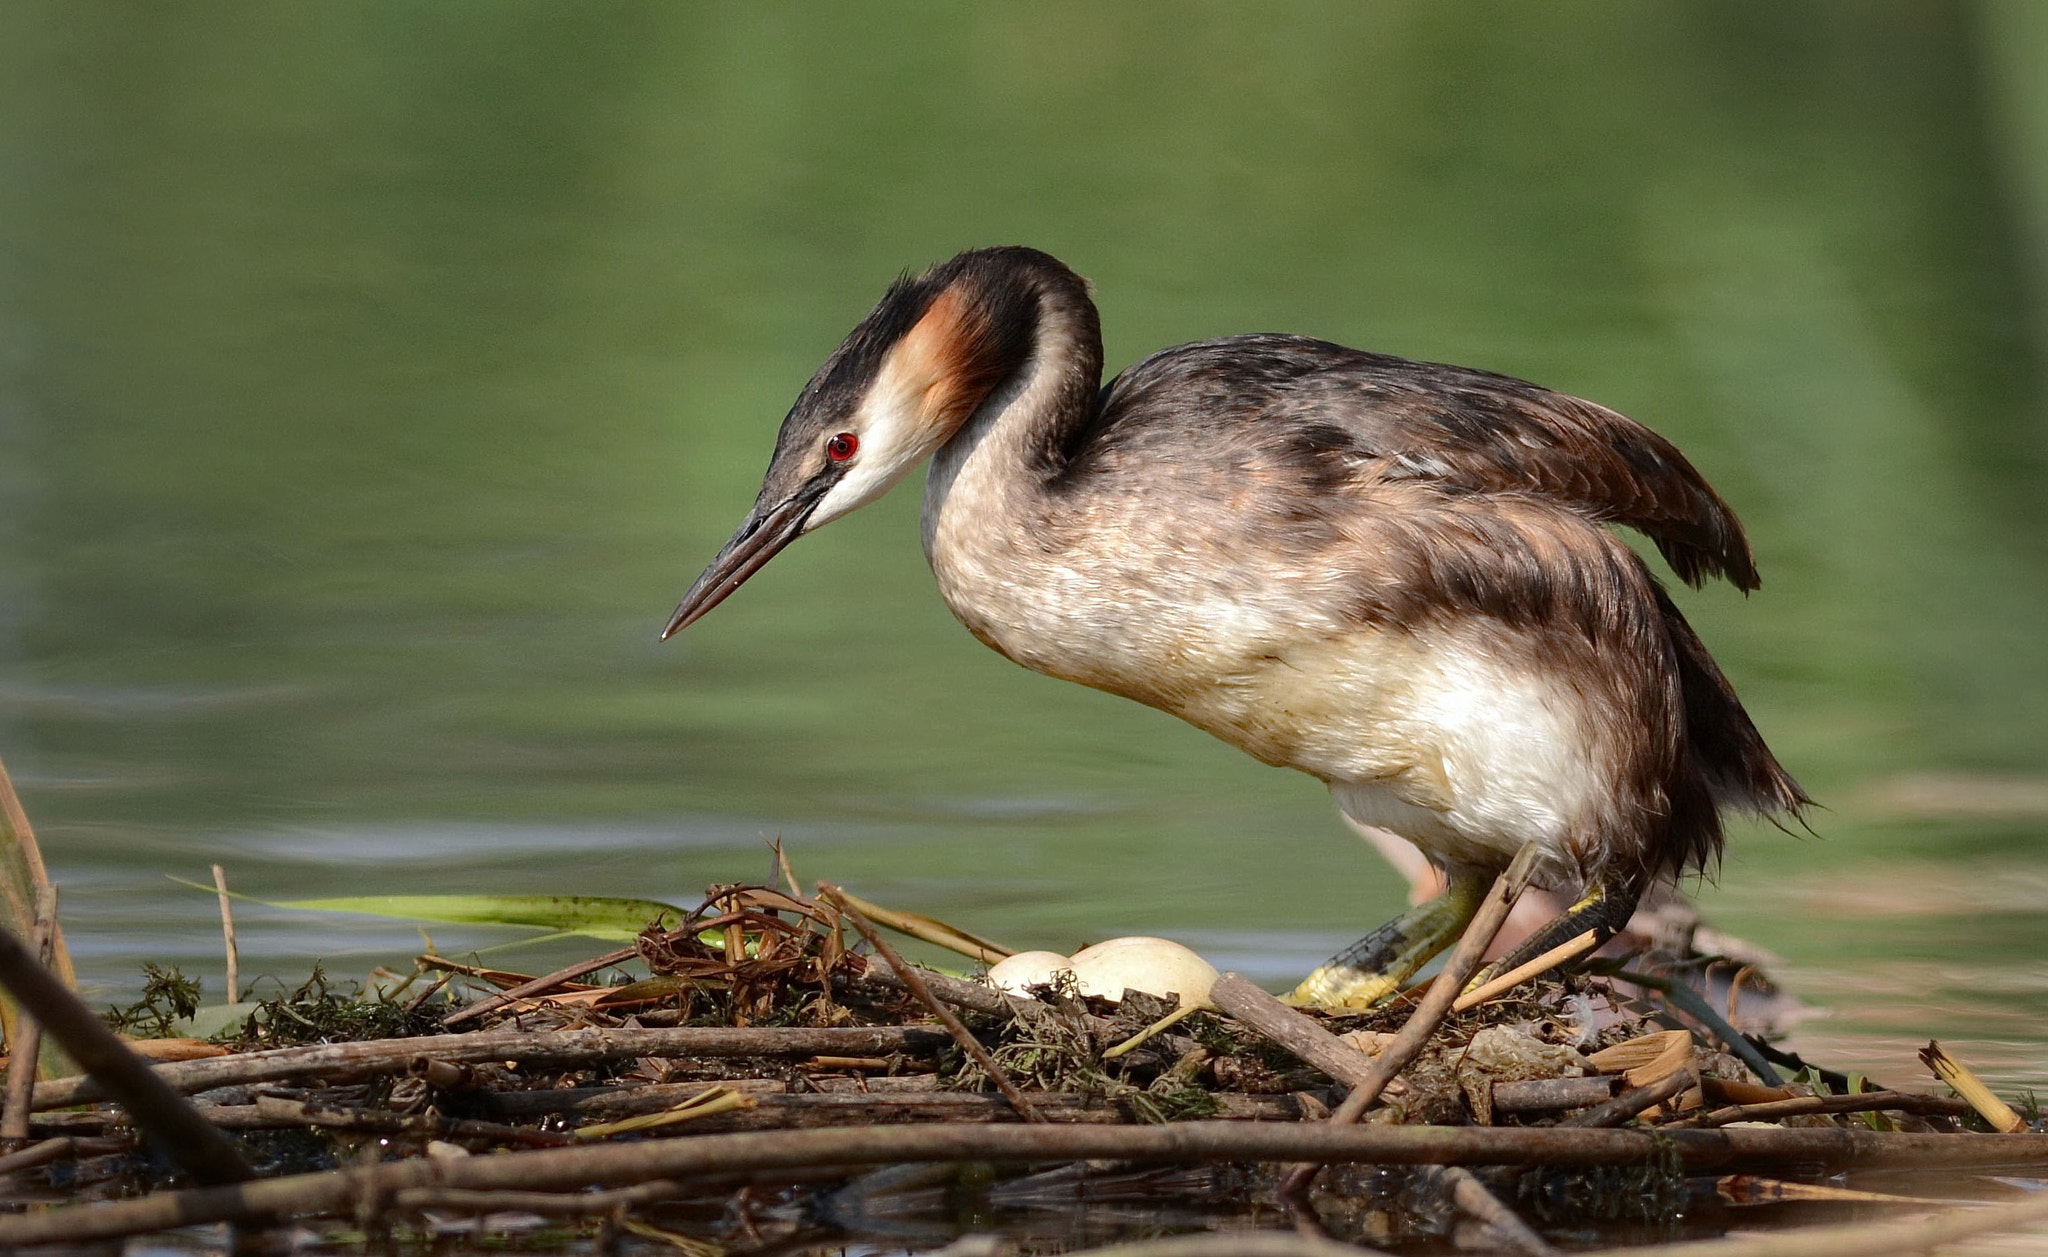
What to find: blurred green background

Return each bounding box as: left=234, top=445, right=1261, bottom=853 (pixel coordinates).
left=0, top=2, right=2043, bottom=1084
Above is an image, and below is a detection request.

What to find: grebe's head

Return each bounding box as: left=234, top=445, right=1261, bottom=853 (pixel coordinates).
left=662, top=247, right=1067, bottom=638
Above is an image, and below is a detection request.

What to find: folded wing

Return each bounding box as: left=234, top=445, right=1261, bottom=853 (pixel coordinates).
left=1089, top=334, right=1758, bottom=592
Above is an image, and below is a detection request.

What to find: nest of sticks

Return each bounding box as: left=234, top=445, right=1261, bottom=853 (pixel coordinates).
left=0, top=873, right=2044, bottom=1256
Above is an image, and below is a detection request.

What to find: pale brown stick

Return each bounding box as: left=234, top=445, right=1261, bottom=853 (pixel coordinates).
left=1279, top=843, right=1540, bottom=1197
left=1210, top=973, right=1376, bottom=1088
left=5, top=1122, right=2046, bottom=1248
left=1451, top=929, right=1598, bottom=1013
left=821, top=884, right=1046, bottom=1123
left=1, top=884, right=57, bottom=1146
left=441, top=945, right=638, bottom=1027
left=1560, top=1068, right=1695, bottom=1128
left=210, top=865, right=239, bottom=1004
left=1277, top=847, right=1540, bottom=1203
left=1670, top=1088, right=1975, bottom=1129
left=1331, top=844, right=1540, bottom=1118
left=1493, top=1076, right=1619, bottom=1113
left=0, top=1134, right=73, bottom=1175
left=0, top=918, right=251, bottom=1185
left=31, top=1025, right=950, bottom=1110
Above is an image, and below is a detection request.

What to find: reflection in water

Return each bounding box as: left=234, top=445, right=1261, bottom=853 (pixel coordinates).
left=0, top=5, right=2042, bottom=1086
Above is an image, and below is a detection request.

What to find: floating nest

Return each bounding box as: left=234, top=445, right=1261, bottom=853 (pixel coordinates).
left=1, top=876, right=2044, bottom=1255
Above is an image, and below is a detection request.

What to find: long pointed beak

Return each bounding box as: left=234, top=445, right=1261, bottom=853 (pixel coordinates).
left=661, top=488, right=822, bottom=640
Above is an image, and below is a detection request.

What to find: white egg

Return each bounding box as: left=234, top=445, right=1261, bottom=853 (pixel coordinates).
left=984, top=950, right=1075, bottom=994
left=1065, top=937, right=1220, bottom=1007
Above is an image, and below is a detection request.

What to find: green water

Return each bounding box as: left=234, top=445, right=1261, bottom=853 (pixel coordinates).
left=0, top=3, right=2043, bottom=1089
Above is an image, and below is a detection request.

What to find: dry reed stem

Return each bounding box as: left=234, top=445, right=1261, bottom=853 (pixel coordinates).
left=0, top=758, right=71, bottom=991
left=830, top=886, right=1016, bottom=965
left=210, top=865, right=238, bottom=1004
left=1451, top=928, right=1599, bottom=1013
left=2, top=1122, right=2042, bottom=1247
left=1920, top=1039, right=2024, bottom=1133
left=0, top=757, right=74, bottom=1084
left=821, top=884, right=1046, bottom=1123
left=1, top=883, right=57, bottom=1145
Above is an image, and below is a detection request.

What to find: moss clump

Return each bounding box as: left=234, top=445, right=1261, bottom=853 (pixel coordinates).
left=103, top=963, right=203, bottom=1038
left=227, top=965, right=442, bottom=1048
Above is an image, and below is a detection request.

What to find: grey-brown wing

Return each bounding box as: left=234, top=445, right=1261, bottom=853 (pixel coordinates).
left=1088, top=334, right=1759, bottom=591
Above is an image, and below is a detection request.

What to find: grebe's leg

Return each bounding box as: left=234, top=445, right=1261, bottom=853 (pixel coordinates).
left=1286, top=870, right=1489, bottom=1010
left=1460, top=874, right=1642, bottom=994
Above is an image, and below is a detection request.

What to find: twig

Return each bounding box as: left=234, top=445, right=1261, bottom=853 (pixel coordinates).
left=1209, top=973, right=1376, bottom=1087
left=1570, top=1186, right=2048, bottom=1257
left=1492, top=1076, right=1619, bottom=1114
left=441, top=946, right=638, bottom=1028
left=1560, top=1069, right=1695, bottom=1128
left=1280, top=843, right=1540, bottom=1197
left=1451, top=929, right=1598, bottom=1013
left=821, top=884, right=1045, bottom=1123
left=0, top=1135, right=74, bottom=1175
left=0, top=917, right=251, bottom=1184
left=6, top=1122, right=2044, bottom=1247
left=1669, top=1088, right=1974, bottom=1129
left=31, top=1025, right=951, bottom=1110
left=771, top=839, right=804, bottom=901
left=210, top=865, right=239, bottom=1004
left=403, top=972, right=453, bottom=1014
left=1428, top=1164, right=1555, bottom=1255
left=1, top=883, right=57, bottom=1145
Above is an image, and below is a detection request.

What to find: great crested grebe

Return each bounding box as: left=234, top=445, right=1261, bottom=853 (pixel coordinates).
left=663, top=246, right=1808, bottom=1009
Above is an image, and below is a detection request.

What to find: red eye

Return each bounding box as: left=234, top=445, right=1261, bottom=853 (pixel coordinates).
left=826, top=431, right=858, bottom=462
